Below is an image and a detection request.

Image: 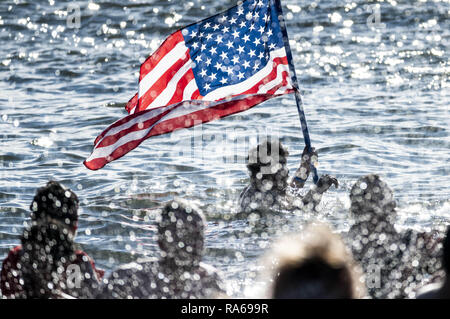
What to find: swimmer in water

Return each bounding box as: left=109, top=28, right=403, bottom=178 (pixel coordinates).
left=238, top=137, right=338, bottom=214
left=416, top=226, right=450, bottom=299
left=346, top=174, right=444, bottom=299
left=0, top=181, right=104, bottom=298
left=98, top=199, right=225, bottom=299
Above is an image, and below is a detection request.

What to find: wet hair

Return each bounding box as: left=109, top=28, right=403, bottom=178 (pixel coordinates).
left=267, top=223, right=365, bottom=299
left=20, top=220, right=76, bottom=298
left=157, top=199, right=205, bottom=269
left=444, top=226, right=450, bottom=274
left=247, top=137, right=289, bottom=179
left=349, top=174, right=396, bottom=221
left=30, top=181, right=79, bottom=229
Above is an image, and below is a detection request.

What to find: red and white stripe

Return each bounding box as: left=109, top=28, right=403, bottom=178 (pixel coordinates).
left=86, top=33, right=294, bottom=170
left=126, top=31, right=199, bottom=114
left=85, top=92, right=293, bottom=170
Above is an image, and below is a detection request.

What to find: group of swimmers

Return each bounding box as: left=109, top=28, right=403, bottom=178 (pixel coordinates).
left=0, top=137, right=448, bottom=299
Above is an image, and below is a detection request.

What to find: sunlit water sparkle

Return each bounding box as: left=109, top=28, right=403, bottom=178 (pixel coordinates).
left=0, top=0, right=449, bottom=297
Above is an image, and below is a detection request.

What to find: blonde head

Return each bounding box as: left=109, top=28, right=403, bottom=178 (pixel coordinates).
left=264, top=223, right=366, bottom=299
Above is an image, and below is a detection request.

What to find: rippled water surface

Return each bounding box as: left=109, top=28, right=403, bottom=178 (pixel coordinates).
left=0, top=0, right=449, bottom=297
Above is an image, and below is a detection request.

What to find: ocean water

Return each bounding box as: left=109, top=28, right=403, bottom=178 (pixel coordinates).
left=0, top=0, right=449, bottom=297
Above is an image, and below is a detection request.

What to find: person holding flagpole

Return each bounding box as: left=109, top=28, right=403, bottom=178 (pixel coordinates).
left=238, top=137, right=338, bottom=214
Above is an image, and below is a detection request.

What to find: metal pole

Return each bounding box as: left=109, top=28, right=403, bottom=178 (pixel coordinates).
left=274, top=0, right=319, bottom=183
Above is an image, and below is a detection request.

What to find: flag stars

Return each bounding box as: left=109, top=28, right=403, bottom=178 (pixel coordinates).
left=183, top=1, right=286, bottom=92
left=209, top=46, right=217, bottom=55
left=214, top=61, right=223, bottom=70
left=225, top=66, right=233, bottom=76
left=220, top=51, right=228, bottom=60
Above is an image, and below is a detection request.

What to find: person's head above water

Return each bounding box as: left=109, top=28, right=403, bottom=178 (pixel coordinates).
left=246, top=137, right=289, bottom=191
left=157, top=199, right=205, bottom=270
left=267, top=223, right=364, bottom=299
left=349, top=174, right=396, bottom=222
left=30, top=181, right=79, bottom=232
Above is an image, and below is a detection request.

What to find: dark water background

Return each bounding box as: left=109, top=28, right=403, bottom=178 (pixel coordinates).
left=0, top=0, right=449, bottom=297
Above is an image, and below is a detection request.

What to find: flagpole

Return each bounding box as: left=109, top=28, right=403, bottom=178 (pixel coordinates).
left=274, top=0, right=319, bottom=184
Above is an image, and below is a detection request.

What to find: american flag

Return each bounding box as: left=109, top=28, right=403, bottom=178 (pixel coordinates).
left=84, top=0, right=296, bottom=170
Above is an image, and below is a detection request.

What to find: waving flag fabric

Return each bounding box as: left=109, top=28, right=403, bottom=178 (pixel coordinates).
left=85, top=0, right=295, bottom=170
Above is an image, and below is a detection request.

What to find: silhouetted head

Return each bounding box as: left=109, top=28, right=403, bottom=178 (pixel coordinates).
left=247, top=137, right=289, bottom=191
left=20, top=220, right=76, bottom=298
left=157, top=199, right=205, bottom=270
left=349, top=174, right=396, bottom=223
left=30, top=181, right=79, bottom=231
left=444, top=226, right=450, bottom=274
left=267, top=223, right=365, bottom=299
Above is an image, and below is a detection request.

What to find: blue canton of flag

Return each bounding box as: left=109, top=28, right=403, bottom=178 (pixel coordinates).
left=183, top=0, right=286, bottom=95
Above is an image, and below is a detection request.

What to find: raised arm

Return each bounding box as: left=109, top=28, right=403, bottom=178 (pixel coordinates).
left=290, top=146, right=318, bottom=190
